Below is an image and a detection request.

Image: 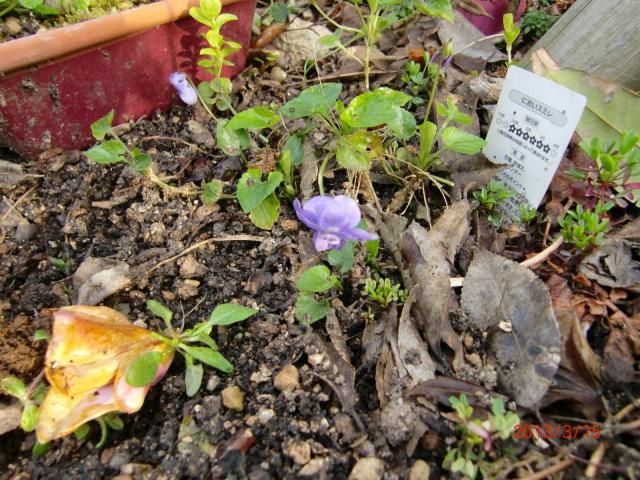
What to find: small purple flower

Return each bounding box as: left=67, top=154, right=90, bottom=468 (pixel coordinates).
left=169, top=71, right=197, bottom=105
left=294, top=195, right=378, bottom=252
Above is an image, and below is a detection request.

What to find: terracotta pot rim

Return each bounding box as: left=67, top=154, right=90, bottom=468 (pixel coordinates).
left=0, top=0, right=244, bottom=74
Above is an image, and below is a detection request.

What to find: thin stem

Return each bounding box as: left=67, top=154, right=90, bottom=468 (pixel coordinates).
left=310, top=0, right=360, bottom=34
left=0, top=1, right=17, bottom=17
left=424, top=68, right=440, bottom=120
left=318, top=153, right=332, bottom=196
left=187, top=78, right=218, bottom=122
left=452, top=32, right=505, bottom=57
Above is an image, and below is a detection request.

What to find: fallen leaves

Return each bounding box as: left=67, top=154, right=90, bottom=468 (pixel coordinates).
left=37, top=306, right=174, bottom=443
left=462, top=248, right=562, bottom=408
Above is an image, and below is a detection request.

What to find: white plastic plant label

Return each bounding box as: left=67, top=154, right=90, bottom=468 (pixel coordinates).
left=483, top=66, right=586, bottom=219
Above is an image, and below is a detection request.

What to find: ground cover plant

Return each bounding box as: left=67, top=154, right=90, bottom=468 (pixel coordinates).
left=2, top=0, right=640, bottom=478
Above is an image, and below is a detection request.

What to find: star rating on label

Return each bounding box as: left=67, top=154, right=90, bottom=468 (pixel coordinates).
left=507, top=123, right=550, bottom=154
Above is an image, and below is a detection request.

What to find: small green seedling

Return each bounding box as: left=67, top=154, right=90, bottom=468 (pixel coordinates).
left=73, top=412, right=124, bottom=448
left=502, top=13, right=521, bottom=65
left=146, top=300, right=257, bottom=396
left=294, top=265, right=341, bottom=324
left=1, top=376, right=47, bottom=434
left=364, top=277, right=406, bottom=308
left=520, top=10, right=557, bottom=38
left=189, top=0, right=242, bottom=112
left=567, top=130, right=640, bottom=208
left=557, top=200, right=612, bottom=251
left=236, top=168, right=283, bottom=230
left=473, top=180, right=514, bottom=211
left=86, top=111, right=222, bottom=205
left=49, top=257, right=69, bottom=275
left=443, top=394, right=520, bottom=480
left=517, top=203, right=539, bottom=225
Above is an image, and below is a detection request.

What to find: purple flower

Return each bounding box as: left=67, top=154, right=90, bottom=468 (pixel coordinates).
left=169, top=72, right=197, bottom=105
left=294, top=195, right=378, bottom=252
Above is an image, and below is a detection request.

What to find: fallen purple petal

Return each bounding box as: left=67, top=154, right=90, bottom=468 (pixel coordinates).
left=169, top=71, right=198, bottom=105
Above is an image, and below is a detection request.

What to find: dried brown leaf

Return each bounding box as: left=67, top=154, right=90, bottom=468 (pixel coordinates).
left=462, top=249, right=562, bottom=407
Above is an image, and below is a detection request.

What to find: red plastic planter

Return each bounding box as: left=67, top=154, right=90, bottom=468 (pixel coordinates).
left=0, top=0, right=255, bottom=159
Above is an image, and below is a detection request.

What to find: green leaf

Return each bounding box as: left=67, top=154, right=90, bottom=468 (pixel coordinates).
left=131, top=148, right=152, bottom=172
left=19, top=0, right=43, bottom=9
left=125, top=351, right=162, bottom=387
left=442, top=127, right=487, bottom=154
left=21, top=403, right=38, bottom=432
left=279, top=83, right=342, bottom=119
left=180, top=345, right=233, bottom=373
left=147, top=300, right=173, bottom=325
left=33, top=3, right=59, bottom=14
left=296, top=265, right=336, bottom=293
left=185, top=362, right=204, bottom=397
left=336, top=131, right=383, bottom=171
left=201, top=0, right=222, bottom=19
left=202, top=179, right=224, bottom=205
left=33, top=329, right=50, bottom=342
left=104, top=413, right=124, bottom=430
left=327, top=241, right=356, bottom=273
left=318, top=31, right=342, bottom=48
left=85, top=140, right=126, bottom=164
left=1, top=376, right=26, bottom=398
left=419, top=120, right=438, bottom=165
left=491, top=398, right=505, bottom=416
left=90, top=110, right=114, bottom=141
left=226, top=106, right=279, bottom=130
left=74, top=423, right=91, bottom=441
left=216, top=120, right=251, bottom=155
left=416, top=0, right=454, bottom=22
left=250, top=193, right=280, bottom=229
left=209, top=303, right=257, bottom=326
left=270, top=1, right=289, bottom=23
left=503, top=13, right=521, bottom=46
left=341, top=88, right=412, bottom=128
left=49, top=257, right=69, bottom=274
left=32, top=441, right=50, bottom=459
left=282, top=134, right=304, bottom=167
left=545, top=69, right=640, bottom=147
left=236, top=168, right=283, bottom=213
left=295, top=293, right=330, bottom=324
left=387, top=106, right=416, bottom=140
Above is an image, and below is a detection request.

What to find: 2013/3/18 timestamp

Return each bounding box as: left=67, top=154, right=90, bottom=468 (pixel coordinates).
left=513, top=423, right=601, bottom=440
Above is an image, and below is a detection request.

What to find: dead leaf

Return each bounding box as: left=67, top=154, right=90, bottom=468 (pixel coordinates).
left=603, top=312, right=640, bottom=384
left=469, top=71, right=504, bottom=103
left=273, top=18, right=332, bottom=65
left=579, top=219, right=640, bottom=292
left=454, top=0, right=493, bottom=18
left=306, top=331, right=364, bottom=431
left=407, top=376, right=488, bottom=408
left=0, top=402, right=21, bottom=436
left=0, top=160, right=28, bottom=189
left=401, top=201, right=470, bottom=370
left=462, top=248, right=562, bottom=407
left=73, top=257, right=132, bottom=305
left=437, top=11, right=506, bottom=71
left=546, top=275, right=601, bottom=386
left=299, top=142, right=319, bottom=201
left=326, top=302, right=351, bottom=364
left=398, top=288, right=437, bottom=386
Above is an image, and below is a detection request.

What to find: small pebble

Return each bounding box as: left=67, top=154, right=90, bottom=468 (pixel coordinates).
left=257, top=407, right=275, bottom=425
left=269, top=66, right=287, bottom=82
left=5, top=17, right=21, bottom=35
left=409, top=459, right=431, bottom=480
left=348, top=457, right=384, bottom=480
left=466, top=353, right=482, bottom=367
left=221, top=386, right=244, bottom=411
left=274, top=364, right=300, bottom=392
left=284, top=439, right=311, bottom=465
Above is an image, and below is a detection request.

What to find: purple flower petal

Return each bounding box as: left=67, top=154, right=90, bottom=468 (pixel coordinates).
left=342, top=226, right=378, bottom=242
left=294, top=195, right=378, bottom=252
left=169, top=71, right=197, bottom=106
left=313, top=231, right=344, bottom=251
left=294, top=198, right=322, bottom=231
left=317, top=195, right=362, bottom=231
